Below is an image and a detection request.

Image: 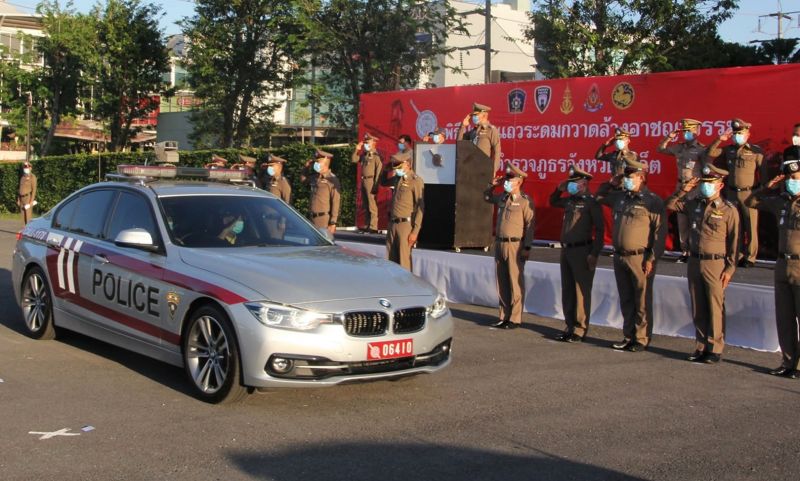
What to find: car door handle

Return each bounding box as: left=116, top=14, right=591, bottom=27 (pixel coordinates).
left=94, top=254, right=110, bottom=264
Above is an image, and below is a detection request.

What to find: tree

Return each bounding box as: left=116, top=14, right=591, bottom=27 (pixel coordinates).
left=526, top=0, right=739, bottom=78
left=757, top=38, right=800, bottom=65
left=182, top=0, right=306, bottom=149
left=92, top=0, right=169, bottom=151
left=301, top=0, right=465, bottom=132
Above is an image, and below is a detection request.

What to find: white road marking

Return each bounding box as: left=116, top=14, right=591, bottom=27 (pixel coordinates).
left=28, top=428, right=80, bottom=440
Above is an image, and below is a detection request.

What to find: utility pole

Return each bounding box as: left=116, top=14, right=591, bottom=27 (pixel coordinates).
left=750, top=8, right=800, bottom=64
left=484, top=0, right=491, bottom=84
left=25, top=90, right=31, bottom=163
left=310, top=55, right=316, bottom=145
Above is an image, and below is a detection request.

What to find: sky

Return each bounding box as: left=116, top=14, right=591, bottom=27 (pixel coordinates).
left=4, top=0, right=800, bottom=45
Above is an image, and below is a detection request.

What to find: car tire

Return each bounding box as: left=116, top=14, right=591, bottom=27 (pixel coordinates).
left=182, top=304, right=248, bottom=404
left=20, top=266, right=57, bottom=340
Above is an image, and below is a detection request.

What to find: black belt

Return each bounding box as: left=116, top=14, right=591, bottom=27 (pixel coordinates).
left=391, top=217, right=411, bottom=223
left=690, top=252, right=725, bottom=260
left=727, top=185, right=753, bottom=192
left=564, top=239, right=592, bottom=248
left=497, top=237, right=522, bottom=242
left=310, top=212, right=327, bottom=218
left=779, top=253, right=800, bottom=260
left=614, top=248, right=646, bottom=257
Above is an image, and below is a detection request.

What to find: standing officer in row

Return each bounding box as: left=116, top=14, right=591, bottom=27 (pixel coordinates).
left=351, top=133, right=383, bottom=233
left=596, top=128, right=637, bottom=177
left=458, top=102, right=502, bottom=172
left=260, top=155, right=291, bottom=204
left=597, top=158, right=666, bottom=351
left=302, top=150, right=341, bottom=235
left=549, top=165, right=604, bottom=342
left=745, top=158, right=800, bottom=379
left=379, top=151, right=424, bottom=271
left=707, top=118, right=764, bottom=268
left=17, top=160, right=37, bottom=224
left=658, top=118, right=706, bottom=263
left=484, top=164, right=535, bottom=330
left=666, top=165, right=739, bottom=363
left=785, top=123, right=800, bottom=163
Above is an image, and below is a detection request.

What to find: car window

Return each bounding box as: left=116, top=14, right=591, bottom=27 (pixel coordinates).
left=160, top=195, right=330, bottom=248
left=68, top=190, right=117, bottom=239
left=107, top=191, right=159, bottom=243
left=52, top=195, right=79, bottom=230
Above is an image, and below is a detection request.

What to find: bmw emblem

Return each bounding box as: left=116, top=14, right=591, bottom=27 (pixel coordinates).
left=379, top=299, right=392, bottom=309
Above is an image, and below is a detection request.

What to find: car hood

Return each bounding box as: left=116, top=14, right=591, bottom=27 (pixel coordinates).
left=179, top=245, right=436, bottom=304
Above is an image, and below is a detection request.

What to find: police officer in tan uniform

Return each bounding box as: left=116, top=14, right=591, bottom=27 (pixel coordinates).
left=549, top=165, right=604, bottom=342
left=707, top=118, right=764, bottom=267
left=302, top=150, right=341, bottom=235
left=745, top=159, right=800, bottom=379
left=379, top=151, right=424, bottom=271
left=260, top=155, right=291, bottom=204
left=666, top=165, right=739, bottom=363
left=597, top=158, right=666, bottom=351
left=351, top=133, right=383, bottom=233
left=596, top=128, right=638, bottom=177
left=484, top=164, right=535, bottom=329
left=18, top=161, right=37, bottom=224
left=458, top=102, right=502, bottom=172
left=658, top=118, right=706, bottom=263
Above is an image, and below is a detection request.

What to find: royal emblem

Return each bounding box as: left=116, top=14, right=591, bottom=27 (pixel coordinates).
left=534, top=86, right=552, bottom=114
left=583, top=83, right=603, bottom=112
left=560, top=86, right=574, bottom=115
left=166, top=291, right=181, bottom=320
left=611, top=82, right=635, bottom=110
left=507, top=88, right=526, bottom=114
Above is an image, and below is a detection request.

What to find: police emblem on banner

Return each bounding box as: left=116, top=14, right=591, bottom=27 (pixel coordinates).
left=560, top=86, right=574, bottom=114
left=507, top=88, right=526, bottom=114
left=166, top=291, right=181, bottom=320
left=583, top=83, right=603, bottom=112
left=611, top=82, right=635, bottom=110
left=534, top=86, right=552, bottom=113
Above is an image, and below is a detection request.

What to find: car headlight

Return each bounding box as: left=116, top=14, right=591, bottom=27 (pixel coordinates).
left=427, top=294, right=448, bottom=319
left=245, top=302, right=333, bottom=331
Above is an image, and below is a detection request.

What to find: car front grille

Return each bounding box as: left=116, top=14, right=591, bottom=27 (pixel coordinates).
left=393, top=307, right=426, bottom=334
left=343, top=311, right=388, bottom=336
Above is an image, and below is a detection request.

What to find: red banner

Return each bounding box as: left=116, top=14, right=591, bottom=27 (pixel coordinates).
left=357, top=64, right=800, bottom=249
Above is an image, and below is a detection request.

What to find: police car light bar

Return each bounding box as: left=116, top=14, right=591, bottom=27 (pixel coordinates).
left=117, top=164, right=177, bottom=178
left=115, top=164, right=249, bottom=182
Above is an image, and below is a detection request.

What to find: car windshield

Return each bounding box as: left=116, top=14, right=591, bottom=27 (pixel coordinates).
left=159, top=195, right=331, bottom=248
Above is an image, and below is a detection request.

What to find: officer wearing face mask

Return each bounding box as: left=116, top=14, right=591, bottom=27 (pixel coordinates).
left=666, top=165, right=739, bottom=364
left=596, top=128, right=638, bottom=178
left=783, top=123, right=800, bottom=166
left=483, top=164, right=535, bottom=330
left=18, top=161, right=37, bottom=224
left=260, top=155, right=291, bottom=204
left=423, top=128, right=445, bottom=145
left=378, top=151, right=424, bottom=271
left=549, top=165, right=604, bottom=342
left=458, top=102, right=502, bottom=172
left=351, top=133, right=383, bottom=233
left=745, top=159, right=800, bottom=379
left=218, top=213, right=245, bottom=245
left=707, top=118, right=764, bottom=268
left=596, top=158, right=666, bottom=352
left=302, top=150, right=341, bottom=235
left=658, top=118, right=706, bottom=263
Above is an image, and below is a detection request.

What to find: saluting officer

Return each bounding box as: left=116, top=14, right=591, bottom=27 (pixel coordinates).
left=484, top=164, right=535, bottom=330
left=549, top=165, right=604, bottom=342
left=707, top=118, right=764, bottom=268
left=18, top=161, right=37, bottom=224
left=658, top=118, right=706, bottom=263
left=379, top=151, right=424, bottom=271
left=596, top=128, right=638, bottom=177
left=597, top=158, right=666, bottom=351
left=261, top=155, right=291, bottom=204
left=744, top=158, right=800, bottom=379
left=666, top=165, right=739, bottom=363
left=302, top=150, right=341, bottom=235
left=351, top=133, right=383, bottom=233
left=458, top=102, right=502, bottom=172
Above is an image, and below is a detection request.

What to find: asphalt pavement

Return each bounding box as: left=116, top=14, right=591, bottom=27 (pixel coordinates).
left=1, top=219, right=798, bottom=481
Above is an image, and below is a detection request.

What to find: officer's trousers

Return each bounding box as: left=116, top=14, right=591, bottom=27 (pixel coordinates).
left=495, top=240, right=526, bottom=324
left=361, top=181, right=378, bottom=230
left=688, top=258, right=726, bottom=354
left=775, top=258, right=800, bottom=369
left=310, top=213, right=329, bottom=229
left=613, top=253, right=654, bottom=345
left=726, top=189, right=758, bottom=263
left=560, top=244, right=595, bottom=337
left=386, top=220, right=413, bottom=271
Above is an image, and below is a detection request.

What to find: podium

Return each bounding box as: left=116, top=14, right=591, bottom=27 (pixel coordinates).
left=416, top=141, right=494, bottom=251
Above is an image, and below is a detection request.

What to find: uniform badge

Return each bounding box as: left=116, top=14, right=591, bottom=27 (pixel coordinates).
left=611, top=82, right=635, bottom=110
left=534, top=86, right=552, bottom=113
left=703, top=166, right=711, bottom=175
left=166, top=291, right=181, bottom=320
left=560, top=86, right=574, bottom=115
left=507, top=88, right=526, bottom=114
left=583, top=83, right=603, bottom=112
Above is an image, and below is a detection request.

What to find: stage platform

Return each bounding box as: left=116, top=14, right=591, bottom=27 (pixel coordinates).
left=336, top=230, right=778, bottom=353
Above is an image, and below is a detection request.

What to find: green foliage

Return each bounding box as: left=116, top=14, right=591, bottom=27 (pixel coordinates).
left=0, top=143, right=357, bottom=226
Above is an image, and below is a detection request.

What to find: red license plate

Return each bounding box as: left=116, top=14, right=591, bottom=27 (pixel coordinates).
left=367, top=339, right=414, bottom=360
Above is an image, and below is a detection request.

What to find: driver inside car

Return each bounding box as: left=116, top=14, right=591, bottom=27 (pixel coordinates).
left=218, top=212, right=245, bottom=245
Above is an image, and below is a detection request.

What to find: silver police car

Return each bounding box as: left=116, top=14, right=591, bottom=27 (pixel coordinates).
left=12, top=165, right=453, bottom=403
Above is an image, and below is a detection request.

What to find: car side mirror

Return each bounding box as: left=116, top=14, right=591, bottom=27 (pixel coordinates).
left=115, top=228, right=159, bottom=252
left=318, top=227, right=335, bottom=243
